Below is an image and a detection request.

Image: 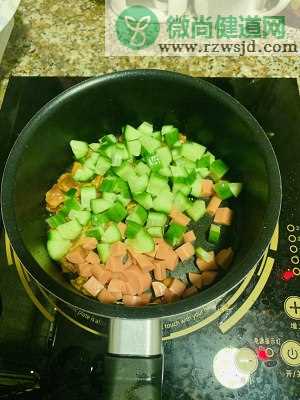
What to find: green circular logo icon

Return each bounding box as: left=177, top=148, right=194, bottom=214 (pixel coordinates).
left=116, top=6, right=160, bottom=50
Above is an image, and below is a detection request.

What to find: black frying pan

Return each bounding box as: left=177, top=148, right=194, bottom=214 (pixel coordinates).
left=1, top=70, right=281, bottom=399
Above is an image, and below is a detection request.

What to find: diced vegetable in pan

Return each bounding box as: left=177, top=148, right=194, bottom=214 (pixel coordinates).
left=45, top=122, right=242, bottom=306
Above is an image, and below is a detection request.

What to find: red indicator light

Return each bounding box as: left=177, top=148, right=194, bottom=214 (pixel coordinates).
left=256, top=348, right=269, bottom=361
left=282, top=270, right=294, bottom=281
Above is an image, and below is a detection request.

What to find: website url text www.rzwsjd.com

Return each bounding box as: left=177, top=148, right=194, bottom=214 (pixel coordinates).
left=158, top=40, right=298, bottom=55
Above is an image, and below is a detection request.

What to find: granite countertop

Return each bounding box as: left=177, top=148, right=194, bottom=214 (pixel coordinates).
left=0, top=0, right=299, bottom=92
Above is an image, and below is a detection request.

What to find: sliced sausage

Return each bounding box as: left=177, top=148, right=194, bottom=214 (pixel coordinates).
left=214, top=207, right=233, bottom=226
left=78, top=262, right=93, bottom=278
left=123, top=295, right=142, bottom=306
left=216, top=247, right=234, bottom=270
left=202, top=271, right=218, bottom=286
left=183, top=230, right=196, bottom=243
left=108, top=279, right=126, bottom=294
left=175, top=243, right=195, bottom=262
left=110, top=241, right=127, bottom=257
left=92, top=266, right=111, bottom=285
left=83, top=276, right=104, bottom=297
left=201, top=179, right=214, bottom=197
left=152, top=281, right=167, bottom=297
left=188, top=272, right=203, bottom=289
left=85, top=251, right=101, bottom=265
left=182, top=286, right=198, bottom=298
left=81, top=237, right=98, bottom=251
left=169, top=278, right=186, bottom=296
left=46, top=184, right=65, bottom=209
left=66, top=247, right=86, bottom=264
left=196, top=256, right=217, bottom=272
left=170, top=208, right=191, bottom=226
left=57, top=173, right=78, bottom=192
left=206, top=196, right=222, bottom=216
left=98, top=288, right=117, bottom=304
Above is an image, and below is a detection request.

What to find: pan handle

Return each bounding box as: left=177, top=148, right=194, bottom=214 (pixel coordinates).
left=104, top=318, right=163, bottom=400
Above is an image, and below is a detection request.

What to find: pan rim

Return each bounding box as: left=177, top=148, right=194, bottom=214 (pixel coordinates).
left=1, top=69, right=282, bottom=319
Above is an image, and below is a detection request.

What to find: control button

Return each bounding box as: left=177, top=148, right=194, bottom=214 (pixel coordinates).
left=213, top=347, right=251, bottom=389
left=280, top=340, right=300, bottom=366
left=234, top=348, right=258, bottom=375
left=284, top=296, right=300, bottom=320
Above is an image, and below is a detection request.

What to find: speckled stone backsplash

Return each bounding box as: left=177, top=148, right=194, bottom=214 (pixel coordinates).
left=0, top=0, right=299, bottom=81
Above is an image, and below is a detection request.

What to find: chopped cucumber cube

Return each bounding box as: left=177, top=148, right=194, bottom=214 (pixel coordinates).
left=214, top=181, right=233, bottom=200
left=47, top=238, right=72, bottom=261
left=97, top=243, right=111, bottom=263
left=80, top=186, right=97, bottom=210
left=147, top=226, right=163, bottom=238
left=140, top=135, right=161, bottom=153
left=86, top=227, right=104, bottom=241
left=127, top=205, right=148, bottom=226
left=124, top=125, right=141, bottom=141
left=152, top=131, right=162, bottom=141
left=210, top=160, right=229, bottom=181
left=156, top=146, right=172, bottom=166
left=170, top=165, right=188, bottom=178
left=127, top=228, right=155, bottom=253
left=165, top=129, right=179, bottom=148
left=186, top=200, right=206, bottom=222
left=128, top=174, right=148, bottom=194
left=173, top=191, right=191, bottom=212
left=91, top=198, right=112, bottom=214
left=135, top=162, right=150, bottom=176
left=91, top=213, right=109, bottom=226
left=99, top=134, right=117, bottom=145
left=126, top=221, right=143, bottom=239
left=147, top=173, right=169, bottom=196
left=103, top=192, right=117, bottom=202
left=100, top=178, right=117, bottom=193
left=159, top=166, right=172, bottom=177
left=57, top=220, right=82, bottom=240
left=68, top=210, right=91, bottom=226
left=171, top=148, right=182, bottom=161
left=229, top=183, right=242, bottom=197
left=127, top=139, right=142, bottom=157
left=152, top=191, right=174, bottom=214
left=172, top=182, right=191, bottom=196
left=165, top=223, right=186, bottom=247
left=73, top=166, right=94, bottom=182
left=196, top=247, right=214, bottom=262
left=61, top=198, right=81, bottom=215
left=102, top=223, right=121, bottom=243
left=84, top=152, right=99, bottom=171
left=106, top=201, right=127, bottom=222
left=161, top=125, right=177, bottom=135
left=146, top=212, right=168, bottom=228
left=133, top=193, right=153, bottom=210
left=138, top=121, right=153, bottom=135
left=95, top=156, right=111, bottom=175
left=114, top=162, right=136, bottom=182
left=89, top=143, right=100, bottom=152
left=70, top=140, right=89, bottom=160
left=198, top=168, right=210, bottom=178
left=181, top=142, right=206, bottom=162
left=48, top=229, right=63, bottom=241
left=208, top=224, right=221, bottom=244
left=111, top=147, right=124, bottom=167
left=190, top=175, right=203, bottom=197
left=46, top=212, right=65, bottom=229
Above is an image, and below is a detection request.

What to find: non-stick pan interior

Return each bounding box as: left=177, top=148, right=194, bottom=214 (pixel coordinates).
left=1, top=70, right=281, bottom=318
